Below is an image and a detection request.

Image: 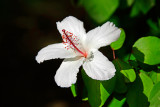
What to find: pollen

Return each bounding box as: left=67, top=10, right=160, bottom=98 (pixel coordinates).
left=62, top=29, right=87, bottom=57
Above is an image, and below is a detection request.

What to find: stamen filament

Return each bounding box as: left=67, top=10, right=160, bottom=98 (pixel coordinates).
left=62, top=29, right=87, bottom=57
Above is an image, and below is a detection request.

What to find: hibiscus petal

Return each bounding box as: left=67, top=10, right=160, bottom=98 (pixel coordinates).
left=55, top=57, right=84, bottom=87
left=56, top=16, right=86, bottom=42
left=36, top=43, right=78, bottom=63
left=83, top=51, right=116, bottom=80
left=86, top=22, right=121, bottom=50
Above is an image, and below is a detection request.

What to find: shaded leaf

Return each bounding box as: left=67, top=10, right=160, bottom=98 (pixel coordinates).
left=122, top=53, right=136, bottom=63
left=113, top=59, right=136, bottom=83
left=130, top=0, right=155, bottom=17
left=136, top=0, right=155, bottom=14
left=81, top=69, right=116, bottom=107
left=82, top=86, right=88, bottom=101
left=147, top=19, right=159, bottom=31
left=130, top=2, right=140, bottom=17
left=127, top=0, right=135, bottom=6
left=133, top=36, right=160, bottom=65
left=158, top=18, right=160, bottom=27
left=138, top=61, right=158, bottom=72
left=111, top=28, right=126, bottom=50
left=126, top=72, right=153, bottom=107
left=147, top=19, right=160, bottom=37
left=81, top=0, right=119, bottom=24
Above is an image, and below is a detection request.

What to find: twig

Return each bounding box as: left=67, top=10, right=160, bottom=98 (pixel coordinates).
left=112, top=49, right=116, bottom=59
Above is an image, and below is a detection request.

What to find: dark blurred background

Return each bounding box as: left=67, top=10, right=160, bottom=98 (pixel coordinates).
left=1, top=0, right=90, bottom=107
left=1, top=0, right=160, bottom=107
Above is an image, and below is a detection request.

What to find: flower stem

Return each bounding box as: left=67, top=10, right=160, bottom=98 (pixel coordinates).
left=112, top=49, right=116, bottom=59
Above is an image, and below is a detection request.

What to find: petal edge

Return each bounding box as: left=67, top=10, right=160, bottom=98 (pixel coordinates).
left=36, top=43, right=77, bottom=63
left=83, top=51, right=116, bottom=80
left=55, top=57, right=84, bottom=87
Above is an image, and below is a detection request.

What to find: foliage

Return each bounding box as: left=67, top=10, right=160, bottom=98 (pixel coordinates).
left=78, top=0, right=119, bottom=24
left=70, top=0, right=160, bottom=107
left=132, top=36, right=160, bottom=65
left=111, top=28, right=126, bottom=50
left=149, top=82, right=160, bottom=107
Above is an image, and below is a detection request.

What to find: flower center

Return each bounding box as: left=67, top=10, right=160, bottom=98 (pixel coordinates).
left=62, top=29, right=87, bottom=57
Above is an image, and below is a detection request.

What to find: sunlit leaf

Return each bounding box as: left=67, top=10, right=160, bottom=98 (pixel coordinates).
left=133, top=36, right=160, bottom=65
left=82, top=97, right=88, bottom=101
left=81, top=69, right=116, bottom=107
left=81, top=0, right=119, bottom=24
left=70, top=84, right=77, bottom=97
left=149, top=71, right=160, bottom=84
left=111, top=28, right=126, bottom=50
left=139, top=72, right=154, bottom=98
left=149, top=82, right=160, bottom=107
left=108, top=97, right=126, bottom=107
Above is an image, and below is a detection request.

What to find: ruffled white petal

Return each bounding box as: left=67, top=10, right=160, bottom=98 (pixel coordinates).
left=55, top=57, right=84, bottom=87
left=83, top=51, right=116, bottom=80
left=36, top=43, right=78, bottom=63
left=56, top=16, right=86, bottom=43
left=85, top=22, right=121, bottom=50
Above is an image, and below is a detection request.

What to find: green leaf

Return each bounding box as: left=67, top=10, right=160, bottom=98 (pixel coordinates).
left=81, top=0, right=119, bottom=24
left=81, top=69, right=116, bottom=107
left=108, top=97, right=126, bottom=107
left=136, top=0, right=155, bottom=14
left=133, top=36, right=160, bottom=65
left=70, top=84, right=77, bottom=97
left=138, top=61, right=158, bottom=72
left=71, top=84, right=77, bottom=97
left=149, top=71, right=160, bottom=84
left=113, top=59, right=136, bottom=83
left=122, top=53, right=136, bottom=63
left=127, top=0, right=134, bottom=6
left=82, top=86, right=88, bottom=101
left=121, top=69, right=136, bottom=83
left=158, top=18, right=160, bottom=27
left=147, top=19, right=159, bottom=31
left=147, top=19, right=160, bottom=37
left=113, top=60, right=127, bottom=93
left=130, top=2, right=140, bottom=17
left=111, top=28, right=126, bottom=50
left=149, top=82, right=160, bottom=107
left=139, top=72, right=154, bottom=98
left=130, top=0, right=155, bottom=17
left=126, top=72, right=153, bottom=107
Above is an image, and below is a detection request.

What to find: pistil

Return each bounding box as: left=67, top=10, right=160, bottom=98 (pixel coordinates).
left=62, top=29, right=87, bottom=57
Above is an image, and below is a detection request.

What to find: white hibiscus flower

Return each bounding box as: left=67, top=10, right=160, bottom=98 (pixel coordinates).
left=36, top=16, right=121, bottom=87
